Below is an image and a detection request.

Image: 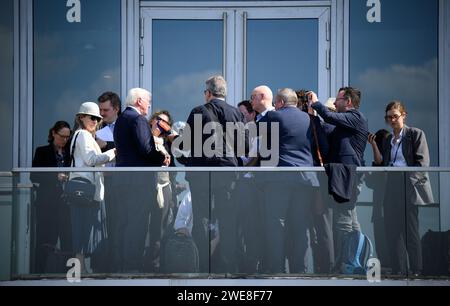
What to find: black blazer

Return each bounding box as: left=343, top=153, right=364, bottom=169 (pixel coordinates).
left=312, top=102, right=368, bottom=166
left=31, top=144, right=71, bottom=180
left=184, top=99, right=247, bottom=167
left=31, top=143, right=71, bottom=205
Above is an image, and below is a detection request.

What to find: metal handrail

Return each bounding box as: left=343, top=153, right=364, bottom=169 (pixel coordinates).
left=11, top=167, right=450, bottom=173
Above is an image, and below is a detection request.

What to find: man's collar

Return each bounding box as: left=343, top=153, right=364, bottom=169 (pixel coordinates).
left=128, top=106, right=141, bottom=115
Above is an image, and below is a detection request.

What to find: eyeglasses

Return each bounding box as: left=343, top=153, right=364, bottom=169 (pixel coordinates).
left=385, top=114, right=402, bottom=121
left=203, top=90, right=209, bottom=95
left=250, top=94, right=260, bottom=100
left=157, top=116, right=170, bottom=125
left=56, top=132, right=71, bottom=140
left=88, top=115, right=102, bottom=123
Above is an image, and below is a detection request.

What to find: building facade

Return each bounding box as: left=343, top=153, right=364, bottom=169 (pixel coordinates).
left=1, top=0, right=450, bottom=280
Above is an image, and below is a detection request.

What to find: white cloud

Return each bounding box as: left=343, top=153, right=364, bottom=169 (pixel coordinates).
left=355, top=59, right=439, bottom=163
left=156, top=69, right=221, bottom=122
left=356, top=58, right=438, bottom=103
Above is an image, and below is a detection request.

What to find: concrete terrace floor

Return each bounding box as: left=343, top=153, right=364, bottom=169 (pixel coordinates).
left=2, top=275, right=450, bottom=286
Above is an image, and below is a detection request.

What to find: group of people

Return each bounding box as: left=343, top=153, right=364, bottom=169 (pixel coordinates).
left=31, top=75, right=434, bottom=276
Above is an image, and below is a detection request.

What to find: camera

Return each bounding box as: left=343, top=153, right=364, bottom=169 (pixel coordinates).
left=156, top=119, right=172, bottom=137
left=296, top=89, right=310, bottom=112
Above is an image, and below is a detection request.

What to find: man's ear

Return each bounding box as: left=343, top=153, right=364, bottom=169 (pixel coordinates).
left=347, top=98, right=353, bottom=108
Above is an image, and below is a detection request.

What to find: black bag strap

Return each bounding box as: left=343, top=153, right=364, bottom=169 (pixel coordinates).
left=70, top=131, right=82, bottom=167
left=309, top=115, right=324, bottom=167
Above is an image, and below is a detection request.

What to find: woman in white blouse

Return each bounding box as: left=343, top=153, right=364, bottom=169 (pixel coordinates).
left=69, top=102, right=116, bottom=270
left=368, top=101, right=433, bottom=276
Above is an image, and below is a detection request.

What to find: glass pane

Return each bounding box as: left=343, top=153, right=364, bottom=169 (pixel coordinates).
left=34, top=0, right=121, bottom=153
left=247, top=19, right=318, bottom=98
left=349, top=0, right=439, bottom=165
left=152, top=20, right=223, bottom=123
left=0, top=0, right=14, bottom=171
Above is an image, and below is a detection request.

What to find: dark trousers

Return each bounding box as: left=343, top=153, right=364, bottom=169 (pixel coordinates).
left=262, top=180, right=312, bottom=274
left=34, top=193, right=72, bottom=273
left=384, top=173, right=422, bottom=274
left=188, top=172, right=238, bottom=273
left=112, top=173, right=156, bottom=272
left=103, top=175, right=119, bottom=272
left=236, top=176, right=264, bottom=273
left=144, top=181, right=173, bottom=272
left=310, top=206, right=334, bottom=274
left=187, top=173, right=211, bottom=273
left=212, top=174, right=239, bottom=273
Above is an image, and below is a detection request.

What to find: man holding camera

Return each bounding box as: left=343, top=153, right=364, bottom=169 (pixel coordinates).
left=309, top=87, right=369, bottom=271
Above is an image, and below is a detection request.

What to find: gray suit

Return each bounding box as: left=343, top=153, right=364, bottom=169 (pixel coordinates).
left=381, top=125, right=434, bottom=274
left=381, top=125, right=434, bottom=205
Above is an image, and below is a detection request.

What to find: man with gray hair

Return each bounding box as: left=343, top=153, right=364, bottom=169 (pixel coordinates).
left=112, top=87, right=166, bottom=273
left=183, top=75, right=247, bottom=273
left=258, top=88, right=316, bottom=273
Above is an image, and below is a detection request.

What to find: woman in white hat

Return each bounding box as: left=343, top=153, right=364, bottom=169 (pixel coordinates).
left=68, top=102, right=116, bottom=271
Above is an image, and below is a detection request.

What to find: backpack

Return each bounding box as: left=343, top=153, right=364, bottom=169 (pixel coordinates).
left=422, top=230, right=450, bottom=276
left=160, top=230, right=199, bottom=274
left=340, top=230, right=374, bottom=275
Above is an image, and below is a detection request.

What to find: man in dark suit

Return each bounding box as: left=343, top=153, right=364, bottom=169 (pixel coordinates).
left=112, top=88, right=166, bottom=272
left=183, top=75, right=247, bottom=273
left=258, top=88, right=316, bottom=273
left=310, top=87, right=369, bottom=270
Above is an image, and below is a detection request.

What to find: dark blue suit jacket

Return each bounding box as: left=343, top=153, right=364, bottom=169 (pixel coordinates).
left=114, top=107, right=164, bottom=167
left=312, top=103, right=368, bottom=166
left=260, top=106, right=314, bottom=167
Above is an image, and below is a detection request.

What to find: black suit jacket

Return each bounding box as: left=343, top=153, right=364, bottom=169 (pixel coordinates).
left=312, top=102, right=368, bottom=166
left=184, top=99, right=247, bottom=167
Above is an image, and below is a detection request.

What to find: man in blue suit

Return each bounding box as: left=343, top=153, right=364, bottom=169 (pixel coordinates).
left=310, top=87, right=369, bottom=271
left=112, top=88, right=166, bottom=273
left=259, top=88, right=317, bottom=273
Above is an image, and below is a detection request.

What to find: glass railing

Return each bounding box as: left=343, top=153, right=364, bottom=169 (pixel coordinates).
left=0, top=172, right=13, bottom=281
left=8, top=167, right=450, bottom=281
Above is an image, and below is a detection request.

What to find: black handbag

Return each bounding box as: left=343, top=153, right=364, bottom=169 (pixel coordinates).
left=64, top=131, right=96, bottom=203
left=65, top=177, right=96, bottom=203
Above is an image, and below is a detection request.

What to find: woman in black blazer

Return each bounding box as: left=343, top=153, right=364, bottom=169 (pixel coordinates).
left=31, top=121, right=72, bottom=273
left=369, top=101, right=434, bottom=276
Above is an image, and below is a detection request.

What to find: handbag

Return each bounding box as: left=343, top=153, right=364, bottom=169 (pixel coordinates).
left=64, top=131, right=96, bottom=203
left=64, top=177, right=96, bottom=203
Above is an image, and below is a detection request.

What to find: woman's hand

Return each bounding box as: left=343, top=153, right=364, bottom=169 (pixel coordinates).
left=163, top=154, right=171, bottom=166
left=368, top=133, right=377, bottom=146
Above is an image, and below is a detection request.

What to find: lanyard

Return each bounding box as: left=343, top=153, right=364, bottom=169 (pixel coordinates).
left=390, top=138, right=403, bottom=166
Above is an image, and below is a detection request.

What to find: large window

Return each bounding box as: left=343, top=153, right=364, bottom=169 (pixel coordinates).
left=349, top=0, right=439, bottom=165
left=246, top=19, right=318, bottom=98
left=0, top=0, right=14, bottom=171
left=33, top=0, right=121, bottom=152
left=152, top=20, right=223, bottom=123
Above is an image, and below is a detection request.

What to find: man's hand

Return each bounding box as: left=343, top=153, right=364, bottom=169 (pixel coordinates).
left=306, top=91, right=319, bottom=104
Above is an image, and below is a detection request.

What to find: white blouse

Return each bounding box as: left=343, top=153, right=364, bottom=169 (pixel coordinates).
left=69, top=129, right=116, bottom=202
left=390, top=129, right=407, bottom=167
